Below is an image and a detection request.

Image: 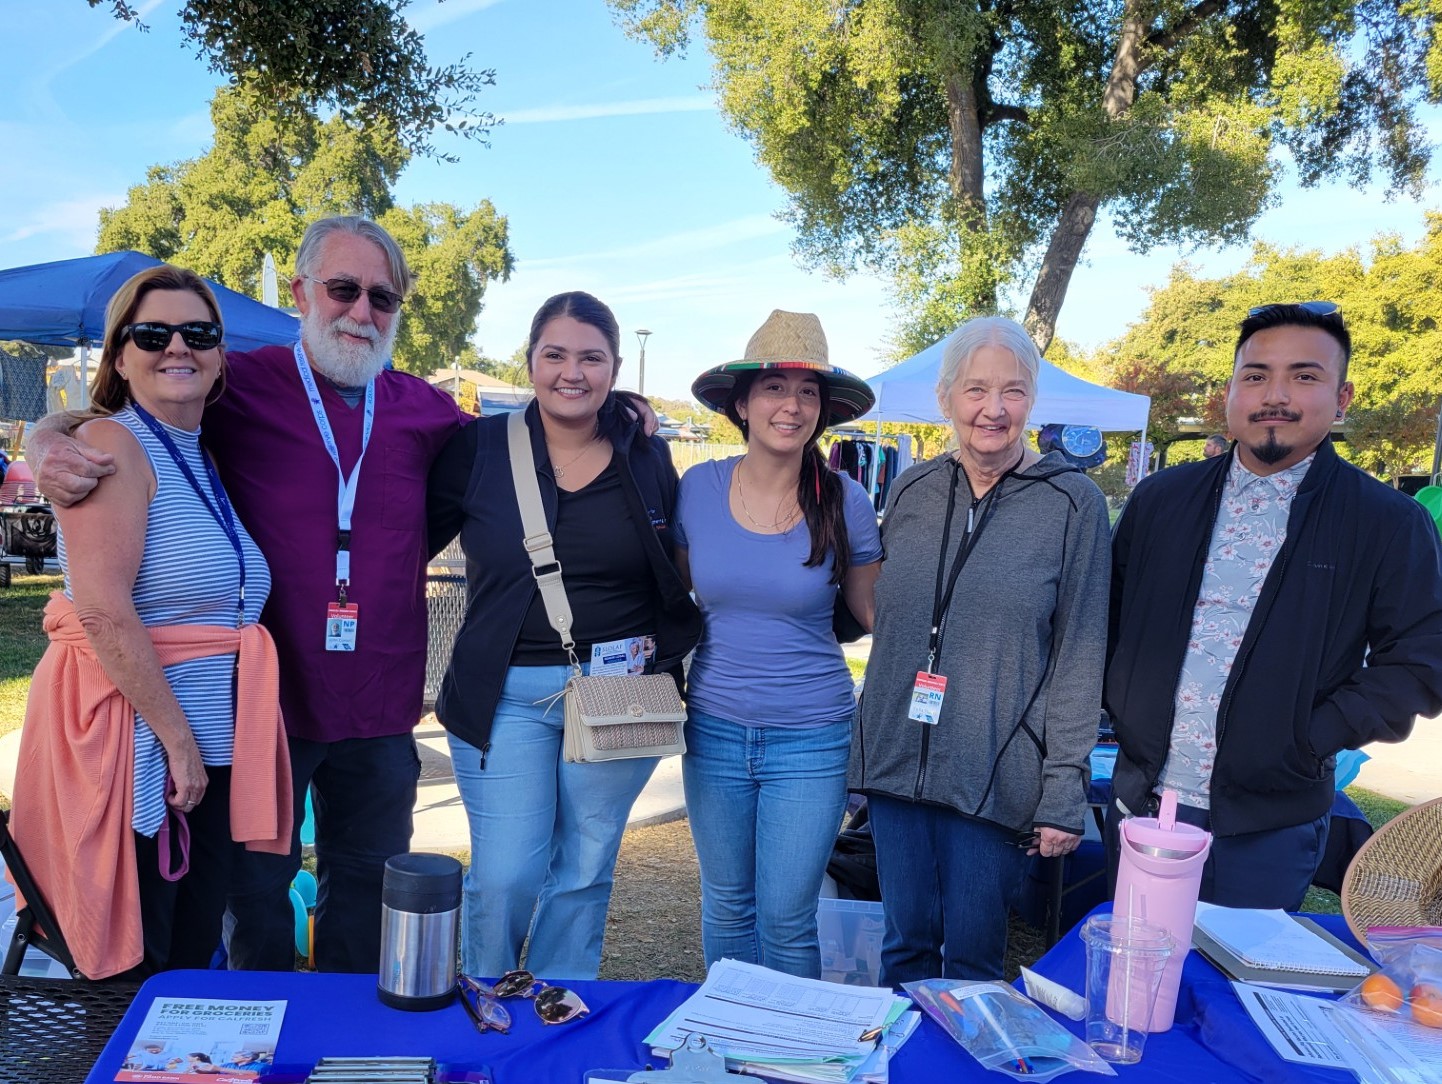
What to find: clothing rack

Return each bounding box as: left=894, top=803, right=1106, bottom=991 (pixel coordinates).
left=827, top=429, right=915, bottom=512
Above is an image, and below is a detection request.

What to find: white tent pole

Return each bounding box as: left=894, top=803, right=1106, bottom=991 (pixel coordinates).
left=79, top=341, right=90, bottom=410
left=870, top=418, right=882, bottom=502
left=1137, top=408, right=1151, bottom=480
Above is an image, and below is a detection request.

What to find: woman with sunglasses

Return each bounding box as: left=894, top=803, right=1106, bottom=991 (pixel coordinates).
left=427, top=291, right=701, bottom=979
left=9, top=265, right=291, bottom=980
left=677, top=310, right=882, bottom=978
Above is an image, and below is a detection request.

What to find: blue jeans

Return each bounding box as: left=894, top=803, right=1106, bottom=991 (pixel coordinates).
left=447, top=664, right=658, bottom=980
left=225, top=733, right=420, bottom=973
left=683, top=709, right=851, bottom=978
left=868, top=794, right=1028, bottom=983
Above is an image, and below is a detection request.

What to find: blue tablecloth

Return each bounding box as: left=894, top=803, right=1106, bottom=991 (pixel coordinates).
left=85, top=908, right=1370, bottom=1084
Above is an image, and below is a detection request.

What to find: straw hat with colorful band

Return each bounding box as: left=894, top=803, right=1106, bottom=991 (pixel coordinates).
left=691, top=309, right=876, bottom=427
left=1340, top=796, right=1442, bottom=941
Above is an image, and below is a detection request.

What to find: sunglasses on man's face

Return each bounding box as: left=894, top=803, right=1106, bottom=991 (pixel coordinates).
left=1247, top=301, right=1340, bottom=318
left=122, top=321, right=223, bottom=352
left=308, top=276, right=403, bottom=314
left=457, top=970, right=590, bottom=1034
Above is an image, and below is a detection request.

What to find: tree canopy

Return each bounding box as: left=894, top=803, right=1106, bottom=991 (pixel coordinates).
left=90, top=0, right=496, bottom=160
left=98, top=87, right=514, bottom=374
left=1076, top=220, right=1442, bottom=480
left=610, top=0, right=1441, bottom=353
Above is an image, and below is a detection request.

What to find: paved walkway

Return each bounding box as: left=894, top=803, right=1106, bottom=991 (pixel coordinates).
left=0, top=630, right=1435, bottom=852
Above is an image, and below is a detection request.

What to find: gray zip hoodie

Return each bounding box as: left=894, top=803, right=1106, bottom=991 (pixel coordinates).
left=850, top=450, right=1110, bottom=835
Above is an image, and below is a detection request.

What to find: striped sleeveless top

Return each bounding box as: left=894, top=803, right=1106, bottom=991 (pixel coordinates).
left=58, top=406, right=272, bottom=836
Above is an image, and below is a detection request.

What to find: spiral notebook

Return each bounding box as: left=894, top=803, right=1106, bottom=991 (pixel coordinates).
left=1193, top=903, right=1370, bottom=986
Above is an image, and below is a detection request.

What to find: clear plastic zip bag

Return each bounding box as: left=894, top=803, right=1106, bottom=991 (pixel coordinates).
left=904, top=980, right=1116, bottom=1081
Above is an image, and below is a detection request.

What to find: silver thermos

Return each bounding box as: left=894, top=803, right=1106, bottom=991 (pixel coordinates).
left=377, top=853, right=462, bottom=1011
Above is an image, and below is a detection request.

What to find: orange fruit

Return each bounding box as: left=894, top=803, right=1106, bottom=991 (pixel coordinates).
left=1410, top=983, right=1442, bottom=1028
left=1360, top=973, right=1405, bottom=1013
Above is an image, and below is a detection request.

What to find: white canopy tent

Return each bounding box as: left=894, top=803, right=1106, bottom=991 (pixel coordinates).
left=855, top=335, right=1151, bottom=432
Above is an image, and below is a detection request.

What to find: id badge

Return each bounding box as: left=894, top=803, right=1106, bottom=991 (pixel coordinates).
left=589, top=635, right=653, bottom=676
left=325, top=602, right=359, bottom=652
left=908, top=671, right=947, bottom=725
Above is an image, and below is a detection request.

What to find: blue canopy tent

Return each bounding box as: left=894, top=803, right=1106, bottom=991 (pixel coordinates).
left=0, top=250, right=299, bottom=409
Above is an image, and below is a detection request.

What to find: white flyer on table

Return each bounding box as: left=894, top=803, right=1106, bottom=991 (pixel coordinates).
left=115, top=998, right=286, bottom=1083
left=1232, top=982, right=1442, bottom=1080
left=645, top=958, right=899, bottom=1063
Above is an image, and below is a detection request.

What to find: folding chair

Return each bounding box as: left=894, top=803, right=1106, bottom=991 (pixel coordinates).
left=0, top=808, right=78, bottom=979
left=0, top=808, right=139, bottom=1084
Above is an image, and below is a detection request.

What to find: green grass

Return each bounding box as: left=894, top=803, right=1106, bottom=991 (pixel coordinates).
left=0, top=574, right=58, bottom=739
left=846, top=657, right=866, bottom=680
left=1302, top=786, right=1408, bottom=915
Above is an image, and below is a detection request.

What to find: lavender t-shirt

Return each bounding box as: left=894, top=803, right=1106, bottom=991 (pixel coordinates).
left=674, top=457, right=883, bottom=728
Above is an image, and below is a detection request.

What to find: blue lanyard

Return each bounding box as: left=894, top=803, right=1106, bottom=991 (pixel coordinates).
left=130, top=402, right=247, bottom=627
left=293, top=343, right=375, bottom=601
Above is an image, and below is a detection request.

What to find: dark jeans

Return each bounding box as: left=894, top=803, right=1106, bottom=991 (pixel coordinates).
left=126, top=766, right=236, bottom=979
left=869, top=794, right=1028, bottom=984
left=224, top=733, right=420, bottom=973
left=1105, top=799, right=1330, bottom=911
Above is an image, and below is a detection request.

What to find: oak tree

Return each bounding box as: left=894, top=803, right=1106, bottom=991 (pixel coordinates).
left=611, top=0, right=1440, bottom=352
left=90, top=0, right=496, bottom=159
left=98, top=87, right=514, bottom=374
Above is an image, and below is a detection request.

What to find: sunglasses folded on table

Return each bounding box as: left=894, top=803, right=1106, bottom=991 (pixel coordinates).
left=457, top=970, right=590, bottom=1034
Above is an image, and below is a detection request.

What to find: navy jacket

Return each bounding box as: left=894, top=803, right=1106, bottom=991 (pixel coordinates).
left=426, top=399, right=702, bottom=756
left=1106, top=440, right=1442, bottom=836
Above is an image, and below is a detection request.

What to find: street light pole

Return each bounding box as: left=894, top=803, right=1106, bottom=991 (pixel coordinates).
left=635, top=328, right=652, bottom=397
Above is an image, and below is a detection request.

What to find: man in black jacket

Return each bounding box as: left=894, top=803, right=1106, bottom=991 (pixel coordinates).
left=1106, top=302, right=1442, bottom=908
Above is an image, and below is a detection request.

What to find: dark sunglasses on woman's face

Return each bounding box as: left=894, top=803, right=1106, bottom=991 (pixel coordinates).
left=308, top=276, right=404, bottom=314
left=122, top=321, right=223, bottom=352
left=457, top=970, right=590, bottom=1034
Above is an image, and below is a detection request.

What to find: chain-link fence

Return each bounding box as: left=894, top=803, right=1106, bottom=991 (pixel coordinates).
left=424, top=539, right=466, bottom=711
left=668, top=442, right=745, bottom=475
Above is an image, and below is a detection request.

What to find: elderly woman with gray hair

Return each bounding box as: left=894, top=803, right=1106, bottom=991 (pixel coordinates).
left=851, top=315, right=1111, bottom=982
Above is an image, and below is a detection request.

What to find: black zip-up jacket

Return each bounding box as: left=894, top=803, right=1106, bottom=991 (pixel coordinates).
left=1106, top=440, right=1442, bottom=837
left=425, top=399, right=702, bottom=757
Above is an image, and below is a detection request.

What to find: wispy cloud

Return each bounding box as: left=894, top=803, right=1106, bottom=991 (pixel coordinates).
left=406, top=0, right=507, bottom=35
left=525, top=215, right=787, bottom=268
left=47, top=0, right=168, bottom=81
left=499, top=95, right=714, bottom=125
left=2, top=195, right=118, bottom=251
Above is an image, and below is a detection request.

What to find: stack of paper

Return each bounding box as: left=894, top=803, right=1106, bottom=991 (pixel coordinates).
left=1192, top=903, right=1373, bottom=992
left=644, top=959, right=912, bottom=1084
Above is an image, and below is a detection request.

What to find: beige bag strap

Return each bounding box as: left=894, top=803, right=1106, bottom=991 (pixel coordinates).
left=507, top=410, right=579, bottom=667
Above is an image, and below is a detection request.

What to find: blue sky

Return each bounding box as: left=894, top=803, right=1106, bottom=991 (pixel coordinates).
left=3, top=1, right=1439, bottom=399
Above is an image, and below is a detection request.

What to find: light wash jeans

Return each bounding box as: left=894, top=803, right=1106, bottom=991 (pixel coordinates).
left=446, top=664, right=658, bottom=979
left=682, top=707, right=851, bottom=978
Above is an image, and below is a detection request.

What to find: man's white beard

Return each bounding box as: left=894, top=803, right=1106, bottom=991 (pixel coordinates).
left=301, top=305, right=398, bottom=387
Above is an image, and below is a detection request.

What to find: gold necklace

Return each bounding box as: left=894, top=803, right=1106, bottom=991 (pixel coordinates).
left=551, top=438, right=602, bottom=479
left=736, top=459, right=800, bottom=530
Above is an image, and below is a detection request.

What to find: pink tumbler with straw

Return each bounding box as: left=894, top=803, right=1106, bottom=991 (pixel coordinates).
left=1112, top=790, right=1211, bottom=1031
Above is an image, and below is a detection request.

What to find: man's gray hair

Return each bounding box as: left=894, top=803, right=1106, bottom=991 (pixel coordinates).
left=293, top=216, right=413, bottom=296
left=935, top=315, right=1040, bottom=401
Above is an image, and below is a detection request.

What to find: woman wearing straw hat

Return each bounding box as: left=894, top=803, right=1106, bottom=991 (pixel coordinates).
left=677, top=310, right=882, bottom=978
left=850, top=315, right=1110, bottom=982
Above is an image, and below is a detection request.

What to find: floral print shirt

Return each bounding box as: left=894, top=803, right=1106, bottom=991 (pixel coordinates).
left=1157, top=453, right=1314, bottom=808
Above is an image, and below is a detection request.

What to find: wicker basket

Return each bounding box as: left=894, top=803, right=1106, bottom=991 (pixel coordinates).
left=1340, top=796, right=1442, bottom=943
